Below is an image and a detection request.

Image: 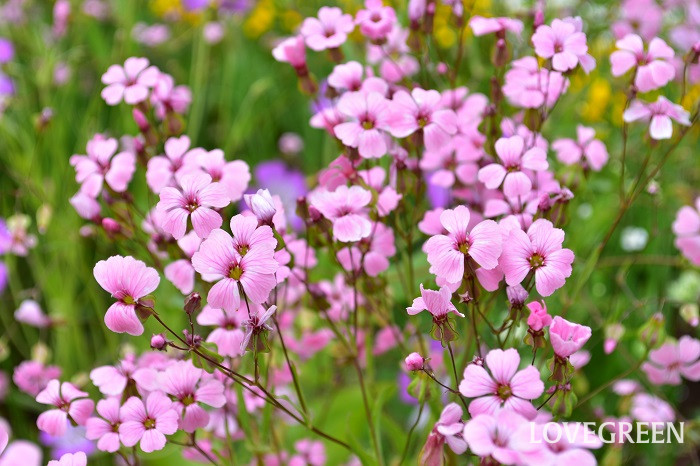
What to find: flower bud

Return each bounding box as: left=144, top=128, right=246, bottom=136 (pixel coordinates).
left=526, top=301, right=551, bottom=332
left=150, top=333, right=167, bottom=350
left=639, top=312, right=665, bottom=348
left=184, top=292, right=201, bottom=315
left=244, top=189, right=277, bottom=226
left=101, top=217, right=121, bottom=234
left=405, top=352, right=424, bottom=371
left=132, top=108, right=150, bottom=133
left=507, top=285, right=528, bottom=309
left=604, top=323, right=624, bottom=354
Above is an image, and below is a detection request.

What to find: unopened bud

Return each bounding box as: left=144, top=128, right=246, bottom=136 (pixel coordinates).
left=405, top=352, right=424, bottom=371
left=133, top=108, right=150, bottom=133
left=244, top=189, right=277, bottom=226
left=150, top=333, right=167, bottom=350
left=184, top=292, right=201, bottom=315
left=101, top=217, right=121, bottom=234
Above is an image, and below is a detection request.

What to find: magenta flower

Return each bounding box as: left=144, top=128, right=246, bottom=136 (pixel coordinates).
left=157, top=172, right=230, bottom=240
left=478, top=135, right=548, bottom=199
left=532, top=19, right=589, bottom=72
left=469, top=16, right=523, bottom=36
left=610, top=34, right=675, bottom=92
left=387, top=88, right=458, bottom=152
left=36, top=380, right=94, bottom=437
left=500, top=219, right=574, bottom=297
left=355, top=0, right=396, bottom=42
left=301, top=7, right=354, bottom=51
left=404, top=352, right=424, bottom=371
left=424, top=205, right=502, bottom=283
left=551, top=125, right=608, bottom=171
left=641, top=336, right=700, bottom=385
left=309, top=186, right=373, bottom=242
left=191, top=228, right=278, bottom=312
left=197, top=305, right=246, bottom=357
left=334, top=91, right=392, bottom=159
left=13, top=361, right=61, bottom=397
left=47, top=452, right=87, bottom=466
left=503, top=57, right=568, bottom=109
left=549, top=316, right=592, bottom=358
left=526, top=301, right=551, bottom=331
left=101, top=57, right=159, bottom=105
left=93, top=255, right=160, bottom=336
left=459, top=348, right=544, bottom=419
left=85, top=398, right=122, bottom=452
left=673, top=197, right=700, bottom=265
left=69, top=135, right=136, bottom=197
left=420, top=403, right=467, bottom=466
left=146, top=135, right=199, bottom=194
left=160, top=361, right=226, bottom=432
left=463, top=409, right=534, bottom=464
left=272, top=36, right=307, bottom=71
left=623, top=96, right=691, bottom=140
left=119, top=392, right=179, bottom=453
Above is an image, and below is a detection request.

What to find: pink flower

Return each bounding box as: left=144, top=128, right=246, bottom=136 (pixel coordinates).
left=93, top=255, right=160, bottom=336
left=424, top=205, right=502, bottom=283
left=478, top=135, right=548, bottom=199
left=459, top=348, right=544, bottom=419
left=421, top=135, right=481, bottom=188
left=405, top=352, right=424, bottom=371
left=526, top=300, right=551, bottom=331
left=14, top=299, right=51, bottom=327
left=85, top=398, right=122, bottom=452
left=13, top=361, right=61, bottom=397
left=197, top=305, right=246, bottom=357
left=551, top=125, right=608, bottom=171
left=334, top=91, right=392, bottom=158
left=101, top=57, right=159, bottom=105
left=69, top=135, right=136, bottom=197
left=327, top=61, right=387, bottom=93
left=160, top=361, right=226, bottom=432
left=631, top=393, right=675, bottom=422
left=532, top=19, right=589, bottom=72
left=463, top=409, right=535, bottom=464
left=150, top=72, right=192, bottom=119
left=515, top=422, right=602, bottom=465
left=309, top=186, right=373, bottom=242
left=610, top=34, right=675, bottom=92
left=290, top=439, right=326, bottom=466
left=164, top=231, right=201, bottom=294
left=503, top=57, right=569, bottom=109
left=549, top=316, right=592, bottom=358
left=0, top=440, right=42, bottom=466
left=189, top=149, right=250, bottom=202
left=69, top=191, right=101, bottom=221
left=387, top=88, right=458, bottom=152
left=612, top=0, right=661, bottom=41
left=244, top=189, right=277, bottom=225
left=407, top=284, right=464, bottom=318
left=673, top=198, right=700, bottom=265
left=641, top=336, right=700, bottom=385
left=119, top=392, right=179, bottom=452
left=191, top=228, right=278, bottom=312
left=301, top=7, right=354, bottom=51
left=469, top=16, right=523, bottom=36
left=272, top=36, right=306, bottom=71
left=623, top=96, right=691, bottom=140
left=47, top=452, right=87, bottom=466
left=241, top=305, right=277, bottom=353
left=36, top=380, right=94, bottom=436
left=146, top=135, right=199, bottom=194
left=336, top=222, right=395, bottom=276
left=156, top=172, right=230, bottom=240
left=500, top=219, right=574, bottom=297
left=420, top=403, right=467, bottom=466
left=355, top=0, right=396, bottom=42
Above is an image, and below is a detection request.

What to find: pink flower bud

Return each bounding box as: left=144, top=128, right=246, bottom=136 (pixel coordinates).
left=526, top=300, right=551, bottom=331
left=150, top=333, right=167, bottom=350
left=244, top=189, right=276, bottom=225
left=405, top=352, right=424, bottom=371
left=132, top=108, right=150, bottom=132
left=184, top=292, right=201, bottom=315
left=101, top=217, right=121, bottom=233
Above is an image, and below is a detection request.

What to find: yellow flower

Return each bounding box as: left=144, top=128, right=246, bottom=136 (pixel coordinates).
left=580, top=78, right=612, bottom=123
left=243, top=0, right=275, bottom=38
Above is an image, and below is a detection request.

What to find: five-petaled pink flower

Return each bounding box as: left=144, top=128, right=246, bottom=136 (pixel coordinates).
left=407, top=284, right=463, bottom=318
left=502, top=57, right=569, bottom=109
left=355, top=0, right=396, bottom=42
left=334, top=91, right=392, bottom=158
left=478, top=135, right=549, bottom=199
left=552, top=125, right=608, bottom=171
left=610, top=34, right=675, bottom=93
left=500, top=219, right=574, bottom=297
left=672, top=197, right=700, bottom=266
left=160, top=361, right=226, bottom=432
left=424, top=205, right=502, bottom=284
left=459, top=348, right=544, bottom=419
left=197, top=304, right=247, bottom=357
left=623, top=96, right=691, bottom=140
left=93, top=255, right=160, bottom=336
left=272, top=35, right=307, bottom=71
left=146, top=135, right=199, bottom=194
left=469, top=16, right=523, bottom=36
left=387, top=88, right=458, bottom=152
left=119, top=391, right=179, bottom=453
left=463, top=409, right=534, bottom=464
left=85, top=398, right=123, bottom=452
left=532, top=19, right=589, bottom=72
left=70, top=135, right=136, bottom=197
left=36, top=380, right=95, bottom=436
left=101, top=57, right=159, bottom=105
left=309, top=186, right=373, bottom=242
left=191, top=228, right=278, bottom=312
left=420, top=403, right=467, bottom=466
left=642, top=336, right=700, bottom=385
left=301, top=6, right=354, bottom=51
left=156, top=172, right=230, bottom=240
left=549, top=316, right=592, bottom=358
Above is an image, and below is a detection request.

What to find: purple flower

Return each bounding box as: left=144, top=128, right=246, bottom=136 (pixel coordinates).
left=0, top=38, right=14, bottom=63
left=254, top=160, right=307, bottom=230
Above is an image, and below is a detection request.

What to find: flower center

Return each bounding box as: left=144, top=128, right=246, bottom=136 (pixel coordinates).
left=529, top=253, right=544, bottom=269
left=229, top=265, right=243, bottom=280
left=458, top=242, right=470, bottom=254
left=144, top=418, right=156, bottom=429
left=123, top=295, right=136, bottom=305
left=182, top=394, right=195, bottom=406
left=417, top=115, right=429, bottom=128
left=497, top=384, right=512, bottom=400
left=238, top=245, right=249, bottom=256
left=362, top=119, right=375, bottom=130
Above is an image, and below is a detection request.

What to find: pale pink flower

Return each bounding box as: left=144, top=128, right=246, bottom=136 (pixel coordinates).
left=612, top=0, right=661, bottom=41
left=337, top=222, right=395, bottom=276
left=244, top=189, right=277, bottom=225
left=69, top=135, right=136, bottom=197
left=47, top=452, right=87, bottom=466
left=90, top=354, right=152, bottom=396
left=421, top=135, right=481, bottom=188
left=407, top=284, right=463, bottom=318
left=418, top=208, right=446, bottom=235
left=85, top=398, right=122, bottom=452
left=327, top=61, right=387, bottom=94
left=515, top=422, right=602, bottom=465
left=189, top=149, right=250, bottom=202
left=272, top=36, right=306, bottom=71
left=309, top=186, right=373, bottom=242
left=0, top=423, right=6, bottom=456
left=301, top=6, right=354, bottom=51
left=469, top=16, right=523, bottom=36
left=526, top=300, right=551, bottom=331
left=290, top=439, right=326, bottom=466
left=150, top=72, right=191, bottom=119
left=101, top=57, right=159, bottom=105
left=503, top=57, right=568, bottom=109
left=93, top=255, right=160, bottom=336
left=630, top=393, right=675, bottom=422
left=197, top=305, right=248, bottom=357
left=459, top=348, right=544, bottom=419
left=358, top=166, right=401, bottom=216
left=119, top=392, right=179, bottom=452
left=13, top=361, right=61, bottom=397
left=641, top=336, right=700, bottom=385
left=36, top=380, right=94, bottom=437
left=191, top=228, right=278, bottom=312
left=387, top=88, right=458, bottom=152
left=146, top=135, right=199, bottom=194
left=463, top=409, right=534, bottom=464
left=549, top=316, right=592, bottom=358
left=610, top=34, right=675, bottom=92
left=160, top=361, right=226, bottom=432
left=355, top=0, right=396, bottom=42
left=424, top=205, right=502, bottom=283
left=532, top=19, right=589, bottom=72
left=672, top=197, right=700, bottom=265
left=623, top=96, right=691, bottom=140
left=156, top=172, right=230, bottom=239
left=70, top=191, right=101, bottom=221
left=14, top=299, right=51, bottom=327
left=0, top=439, right=42, bottom=466
left=420, top=403, right=467, bottom=466
left=478, top=135, right=548, bottom=199
left=287, top=329, right=334, bottom=360
left=241, top=305, right=277, bottom=353
left=500, top=219, right=574, bottom=297
left=164, top=231, right=201, bottom=294
left=552, top=125, right=608, bottom=171
left=334, top=91, right=392, bottom=158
